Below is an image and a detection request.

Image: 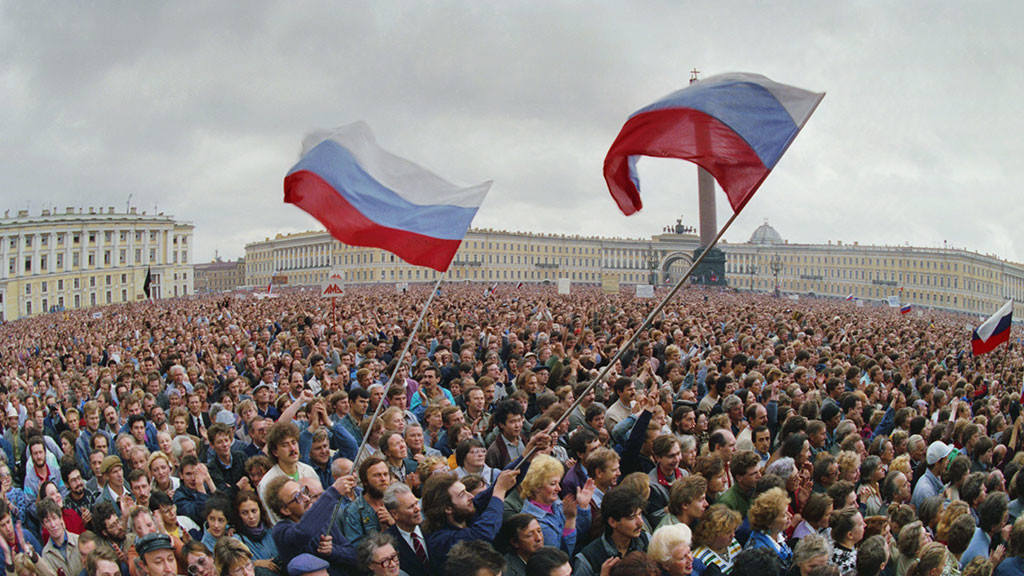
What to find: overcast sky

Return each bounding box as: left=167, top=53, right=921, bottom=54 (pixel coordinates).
left=2, top=2, right=1022, bottom=265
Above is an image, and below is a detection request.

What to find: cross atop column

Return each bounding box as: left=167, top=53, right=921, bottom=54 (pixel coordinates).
left=690, top=68, right=701, bottom=83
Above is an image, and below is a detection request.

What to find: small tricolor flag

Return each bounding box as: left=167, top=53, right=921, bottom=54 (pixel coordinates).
left=604, top=73, right=824, bottom=216
left=900, top=304, right=912, bottom=315
left=284, top=122, right=491, bottom=272
left=972, top=300, right=1013, bottom=356
left=515, top=281, right=524, bottom=290
left=845, top=294, right=854, bottom=302
left=484, top=282, right=498, bottom=298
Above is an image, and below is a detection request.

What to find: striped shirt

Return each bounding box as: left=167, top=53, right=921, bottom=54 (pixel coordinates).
left=694, top=539, right=743, bottom=574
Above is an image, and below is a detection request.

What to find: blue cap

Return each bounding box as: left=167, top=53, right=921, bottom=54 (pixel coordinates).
left=288, top=554, right=329, bottom=576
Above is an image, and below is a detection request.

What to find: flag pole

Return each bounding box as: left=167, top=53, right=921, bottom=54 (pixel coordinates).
left=513, top=209, right=743, bottom=471
left=355, top=274, right=446, bottom=461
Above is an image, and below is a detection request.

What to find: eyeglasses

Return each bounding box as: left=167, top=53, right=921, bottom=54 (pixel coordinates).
left=373, top=553, right=399, bottom=567
left=229, top=560, right=254, bottom=576
left=286, top=486, right=311, bottom=506
left=187, top=556, right=211, bottom=576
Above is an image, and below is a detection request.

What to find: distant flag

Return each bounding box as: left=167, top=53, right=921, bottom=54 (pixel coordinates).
left=845, top=294, right=854, bottom=301
left=516, top=281, right=524, bottom=290
left=972, top=299, right=1013, bottom=356
left=484, top=282, right=498, bottom=297
left=900, top=304, right=912, bottom=315
left=143, top=266, right=152, bottom=300
left=284, top=122, right=491, bottom=272
left=604, top=73, right=824, bottom=216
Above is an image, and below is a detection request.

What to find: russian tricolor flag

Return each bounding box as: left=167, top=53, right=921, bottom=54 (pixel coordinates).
left=284, top=122, right=491, bottom=272
left=604, top=73, right=824, bottom=216
left=972, top=300, right=1013, bottom=356
left=900, top=304, right=912, bottom=315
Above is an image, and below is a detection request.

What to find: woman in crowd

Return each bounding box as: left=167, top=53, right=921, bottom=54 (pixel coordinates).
left=36, top=480, right=85, bottom=540
left=788, top=533, right=830, bottom=576
left=905, top=542, right=951, bottom=576
left=201, top=496, right=233, bottom=552
left=744, top=488, right=794, bottom=574
left=790, top=493, right=832, bottom=543
left=648, top=436, right=685, bottom=528
left=829, top=507, right=865, bottom=575
left=657, top=476, right=708, bottom=531
left=147, top=451, right=180, bottom=499
left=649, top=523, right=695, bottom=576
left=520, top=454, right=593, bottom=555
left=358, top=532, right=403, bottom=576
left=185, top=541, right=216, bottom=576
left=233, top=490, right=278, bottom=571
left=859, top=455, right=885, bottom=517
left=891, top=521, right=932, bottom=576
left=692, top=504, right=743, bottom=576
left=213, top=537, right=258, bottom=576
left=454, top=438, right=499, bottom=485
left=697, top=455, right=728, bottom=504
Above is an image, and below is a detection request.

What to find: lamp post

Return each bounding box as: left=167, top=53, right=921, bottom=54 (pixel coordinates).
left=745, top=264, right=757, bottom=292
left=770, top=253, right=783, bottom=297
left=647, top=246, right=659, bottom=286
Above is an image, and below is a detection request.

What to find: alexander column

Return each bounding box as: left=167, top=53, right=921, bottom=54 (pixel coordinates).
left=690, top=68, right=727, bottom=285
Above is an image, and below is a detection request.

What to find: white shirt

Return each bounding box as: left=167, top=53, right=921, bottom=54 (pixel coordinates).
left=257, top=462, right=319, bottom=524
left=396, top=525, right=429, bottom=561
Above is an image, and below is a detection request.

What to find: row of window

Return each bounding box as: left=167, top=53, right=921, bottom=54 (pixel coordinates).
left=7, top=248, right=188, bottom=276
left=5, top=230, right=187, bottom=249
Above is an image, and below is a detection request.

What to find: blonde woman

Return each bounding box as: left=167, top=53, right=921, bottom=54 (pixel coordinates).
left=520, top=454, right=593, bottom=555
left=692, top=504, right=743, bottom=575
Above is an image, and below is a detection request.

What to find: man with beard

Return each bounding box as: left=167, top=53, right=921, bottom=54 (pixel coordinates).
left=267, top=471, right=358, bottom=576
left=340, top=456, right=393, bottom=545
left=422, top=430, right=549, bottom=570
left=91, top=501, right=128, bottom=565
left=62, top=465, right=96, bottom=526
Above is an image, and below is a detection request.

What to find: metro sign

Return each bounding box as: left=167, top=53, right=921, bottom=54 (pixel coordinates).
left=321, top=279, right=345, bottom=298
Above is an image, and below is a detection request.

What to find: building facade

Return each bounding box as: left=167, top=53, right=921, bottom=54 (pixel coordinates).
left=194, top=258, right=246, bottom=293
left=721, top=222, right=1024, bottom=318
left=244, top=223, right=1024, bottom=319
left=0, top=207, right=194, bottom=321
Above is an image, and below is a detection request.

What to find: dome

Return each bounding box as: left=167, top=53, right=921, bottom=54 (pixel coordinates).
left=749, top=220, right=784, bottom=245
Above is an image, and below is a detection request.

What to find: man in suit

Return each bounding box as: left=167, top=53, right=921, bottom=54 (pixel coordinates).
left=185, top=393, right=212, bottom=438
left=383, top=482, right=433, bottom=576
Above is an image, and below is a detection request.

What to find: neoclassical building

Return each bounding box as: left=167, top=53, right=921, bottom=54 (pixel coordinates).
left=245, top=220, right=1024, bottom=318
left=0, top=207, right=194, bottom=320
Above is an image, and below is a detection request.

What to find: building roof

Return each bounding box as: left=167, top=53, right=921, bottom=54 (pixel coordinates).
left=749, top=220, right=784, bottom=245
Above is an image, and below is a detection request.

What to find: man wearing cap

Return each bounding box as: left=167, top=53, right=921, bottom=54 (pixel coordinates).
left=287, top=554, right=329, bottom=576
left=134, top=532, right=179, bottom=576
left=254, top=382, right=280, bottom=421
left=207, top=422, right=250, bottom=498
left=95, top=454, right=132, bottom=515
left=912, top=441, right=953, bottom=508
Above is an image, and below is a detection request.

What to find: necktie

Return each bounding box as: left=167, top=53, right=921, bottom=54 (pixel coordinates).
left=411, top=531, right=429, bottom=567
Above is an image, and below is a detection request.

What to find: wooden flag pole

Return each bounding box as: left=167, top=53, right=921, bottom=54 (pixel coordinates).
left=355, top=275, right=445, bottom=462
left=513, top=209, right=743, bottom=471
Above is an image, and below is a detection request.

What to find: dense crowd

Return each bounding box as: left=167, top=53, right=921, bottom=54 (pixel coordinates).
left=0, top=282, right=1023, bottom=576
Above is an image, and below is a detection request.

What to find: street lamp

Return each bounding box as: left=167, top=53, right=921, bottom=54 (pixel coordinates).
left=744, top=264, right=757, bottom=291
left=647, top=246, right=659, bottom=286
left=770, top=253, right=783, bottom=297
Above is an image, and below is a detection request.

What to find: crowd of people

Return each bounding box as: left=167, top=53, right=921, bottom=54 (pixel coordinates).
left=0, top=282, right=1023, bottom=576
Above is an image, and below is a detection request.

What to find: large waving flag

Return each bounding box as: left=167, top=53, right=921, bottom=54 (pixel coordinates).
left=972, top=299, right=1013, bottom=356
left=284, top=122, right=491, bottom=272
left=604, top=73, right=824, bottom=216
